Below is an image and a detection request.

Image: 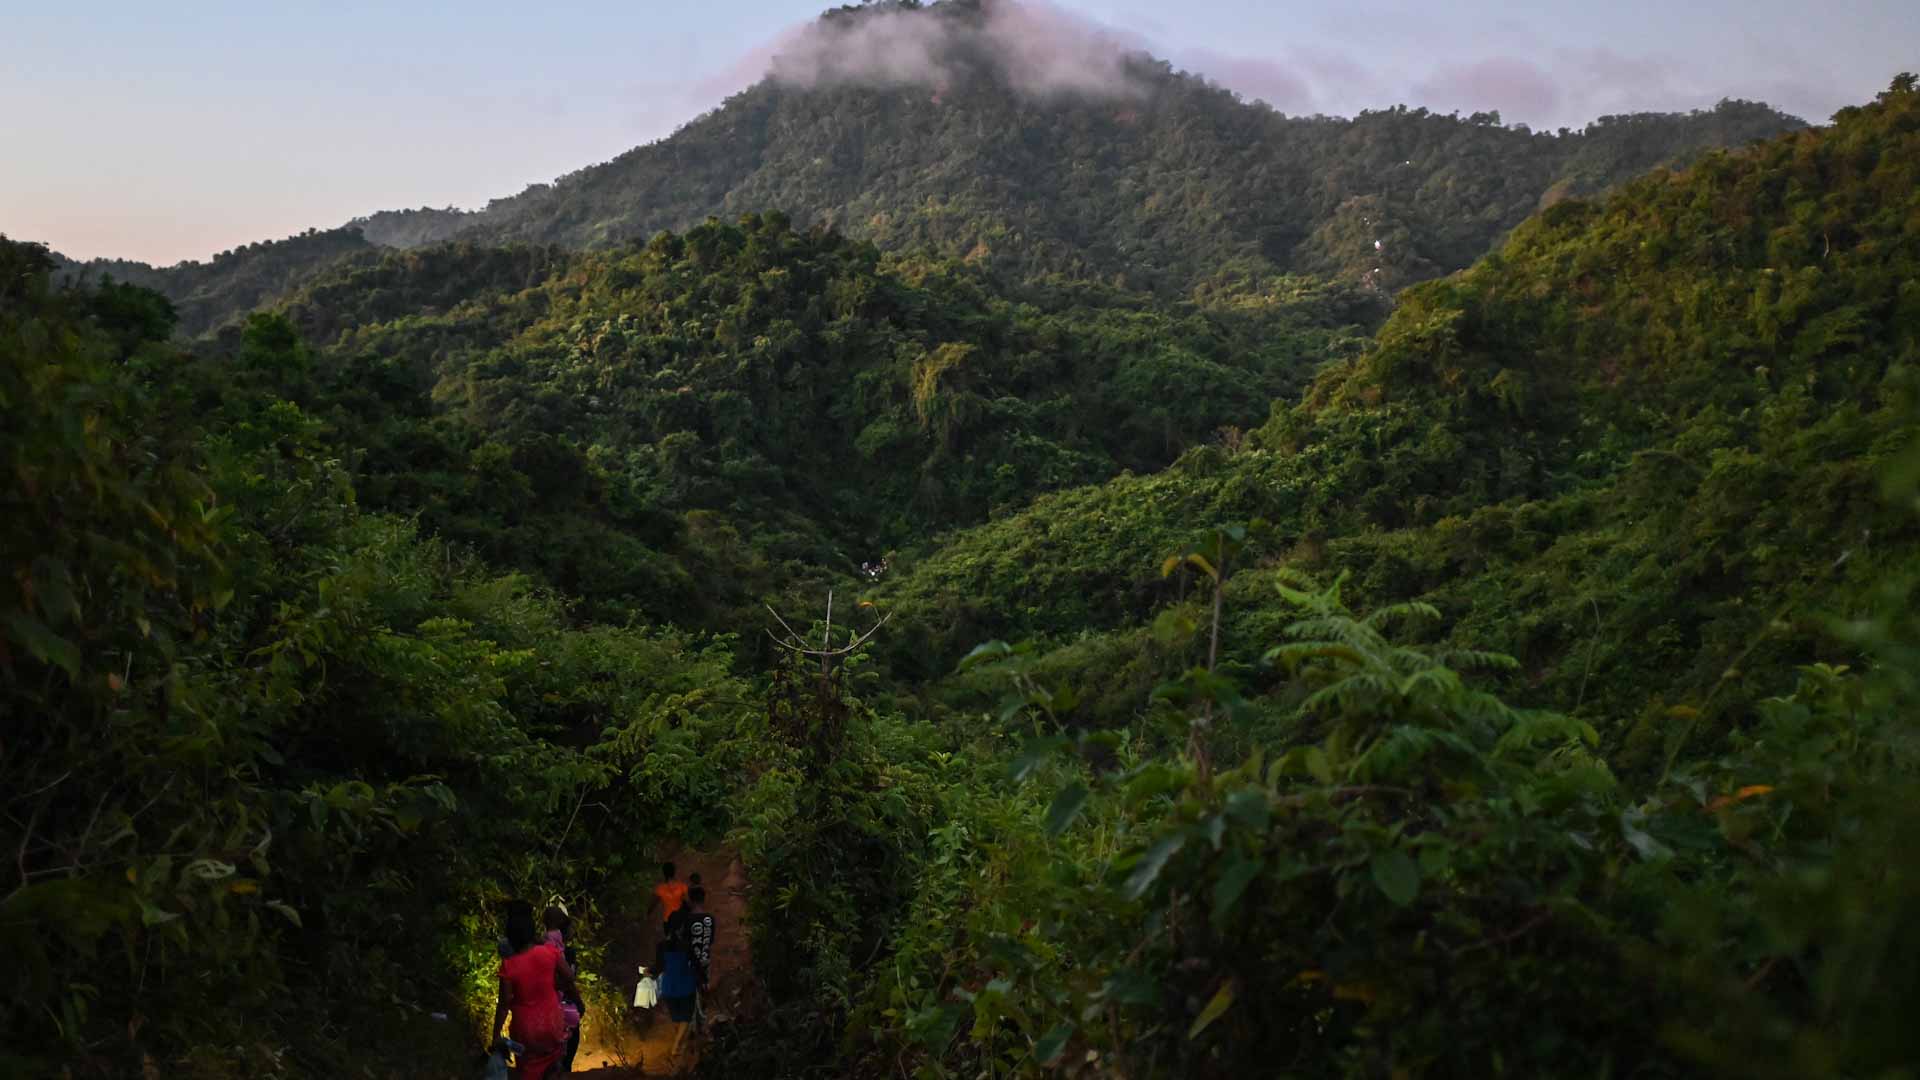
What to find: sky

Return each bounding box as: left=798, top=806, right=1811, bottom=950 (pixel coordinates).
left=4, top=0, right=1912, bottom=265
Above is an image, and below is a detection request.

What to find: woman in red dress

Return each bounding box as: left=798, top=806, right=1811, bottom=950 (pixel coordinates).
left=490, top=900, right=578, bottom=1080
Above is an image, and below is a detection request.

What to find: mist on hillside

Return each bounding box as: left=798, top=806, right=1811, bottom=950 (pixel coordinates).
left=766, top=0, right=1159, bottom=100
left=745, top=0, right=1852, bottom=127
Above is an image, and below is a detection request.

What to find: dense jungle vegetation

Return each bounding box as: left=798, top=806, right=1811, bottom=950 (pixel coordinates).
left=55, top=0, right=1801, bottom=338
left=5, top=12, right=1919, bottom=1080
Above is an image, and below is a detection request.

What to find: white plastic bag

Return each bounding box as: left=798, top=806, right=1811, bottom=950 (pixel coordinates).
left=633, top=965, right=659, bottom=1009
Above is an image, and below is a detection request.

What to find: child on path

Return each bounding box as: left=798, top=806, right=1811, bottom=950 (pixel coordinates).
left=543, top=906, right=585, bottom=1073
left=649, top=862, right=687, bottom=927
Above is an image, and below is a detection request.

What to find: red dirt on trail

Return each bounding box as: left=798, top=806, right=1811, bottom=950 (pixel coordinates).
left=568, top=848, right=753, bottom=1077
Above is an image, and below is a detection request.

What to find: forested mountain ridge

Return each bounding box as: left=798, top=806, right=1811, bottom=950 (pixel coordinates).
left=52, top=0, right=1803, bottom=337
left=404, top=71, right=1798, bottom=296
left=53, top=226, right=375, bottom=337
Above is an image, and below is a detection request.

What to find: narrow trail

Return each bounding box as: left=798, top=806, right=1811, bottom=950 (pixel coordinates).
left=568, top=848, right=754, bottom=1077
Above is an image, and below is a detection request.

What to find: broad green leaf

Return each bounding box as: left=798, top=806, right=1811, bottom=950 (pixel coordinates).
left=1223, top=788, right=1270, bottom=832
left=140, top=902, right=180, bottom=927
left=1268, top=855, right=1311, bottom=883
left=1008, top=736, right=1069, bottom=783
left=3, top=611, right=81, bottom=676
left=1045, top=782, right=1090, bottom=837
left=1305, top=746, right=1333, bottom=785
left=1123, top=763, right=1185, bottom=807
left=1150, top=674, right=1195, bottom=705
left=910, top=1002, right=966, bottom=1053
left=1033, top=1022, right=1074, bottom=1064
left=1204, top=813, right=1226, bottom=850
left=34, top=561, right=81, bottom=624
left=1187, top=979, right=1236, bottom=1039
left=957, top=640, right=1014, bottom=671
left=1101, top=968, right=1159, bottom=1006
left=1621, top=810, right=1674, bottom=861
left=1123, top=831, right=1188, bottom=900
left=997, top=691, right=1032, bottom=724
left=1370, top=849, right=1421, bottom=906
left=1211, top=853, right=1265, bottom=923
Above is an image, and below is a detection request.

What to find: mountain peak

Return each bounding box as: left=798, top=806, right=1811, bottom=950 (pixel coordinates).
left=351, top=55, right=1799, bottom=298
left=769, top=0, right=1160, bottom=103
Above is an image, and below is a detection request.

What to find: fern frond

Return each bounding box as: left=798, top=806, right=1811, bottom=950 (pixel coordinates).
left=1398, top=666, right=1466, bottom=701
left=1433, top=647, right=1521, bottom=672
left=1367, top=600, right=1443, bottom=630
left=1302, top=674, right=1393, bottom=715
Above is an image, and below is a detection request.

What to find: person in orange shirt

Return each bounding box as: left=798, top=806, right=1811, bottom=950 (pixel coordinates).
left=648, top=861, right=687, bottom=928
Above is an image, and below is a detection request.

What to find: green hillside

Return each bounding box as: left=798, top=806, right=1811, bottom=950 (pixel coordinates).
left=263, top=218, right=1370, bottom=626
left=842, top=71, right=1920, bottom=1079
left=881, top=73, right=1920, bottom=729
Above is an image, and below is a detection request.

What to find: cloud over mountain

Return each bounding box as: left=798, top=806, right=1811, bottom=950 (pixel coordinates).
left=767, top=0, right=1154, bottom=99
left=733, top=0, right=1845, bottom=131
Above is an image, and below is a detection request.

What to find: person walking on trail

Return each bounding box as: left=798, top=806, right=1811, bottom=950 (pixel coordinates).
left=543, top=906, right=586, bottom=1074
left=491, top=900, right=579, bottom=1080
left=656, top=907, right=700, bottom=1065
left=686, top=886, right=716, bottom=1028
left=649, top=862, right=687, bottom=928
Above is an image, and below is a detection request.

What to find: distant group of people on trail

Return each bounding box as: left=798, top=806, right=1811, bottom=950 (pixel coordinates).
left=643, top=861, right=717, bottom=1065
left=490, top=901, right=586, bottom=1079
left=486, top=862, right=720, bottom=1078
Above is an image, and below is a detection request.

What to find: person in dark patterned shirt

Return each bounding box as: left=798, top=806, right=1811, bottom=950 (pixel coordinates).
left=686, top=885, right=716, bottom=1027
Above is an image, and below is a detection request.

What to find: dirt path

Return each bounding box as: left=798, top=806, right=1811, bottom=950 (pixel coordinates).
left=569, top=848, right=753, bottom=1077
